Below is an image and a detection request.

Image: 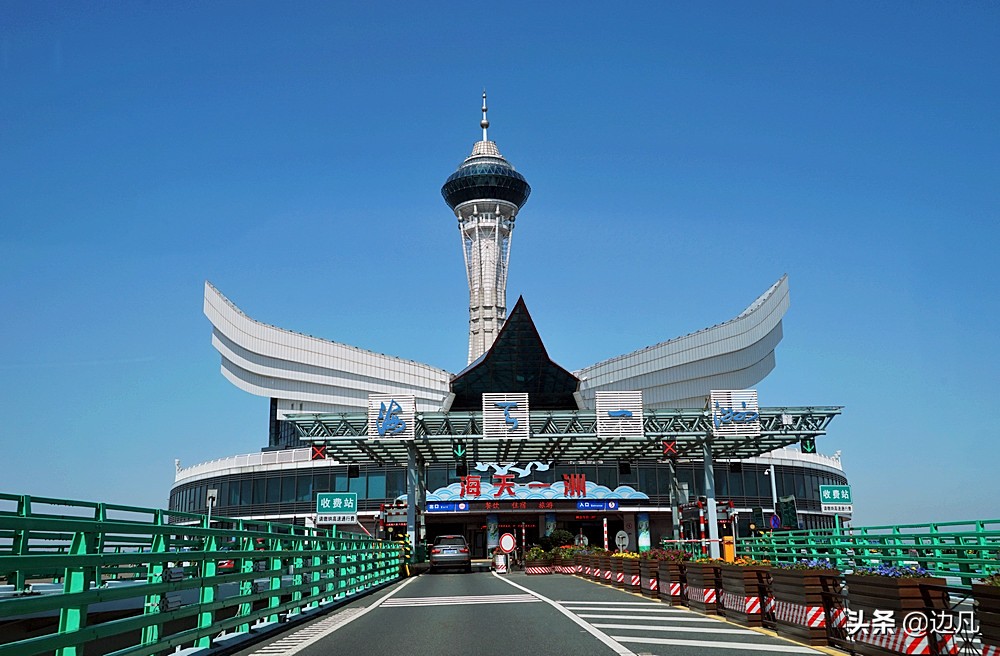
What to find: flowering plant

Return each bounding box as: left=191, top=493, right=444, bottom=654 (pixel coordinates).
left=691, top=557, right=728, bottom=564
left=611, top=551, right=641, bottom=559
left=773, top=558, right=837, bottom=571
left=852, top=563, right=932, bottom=578
left=640, top=548, right=691, bottom=563
left=978, top=572, right=1000, bottom=586
left=525, top=546, right=549, bottom=560
left=731, top=556, right=771, bottom=567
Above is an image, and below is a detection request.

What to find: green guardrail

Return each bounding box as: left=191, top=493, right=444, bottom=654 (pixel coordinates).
left=0, top=493, right=405, bottom=656
left=738, top=518, right=1000, bottom=585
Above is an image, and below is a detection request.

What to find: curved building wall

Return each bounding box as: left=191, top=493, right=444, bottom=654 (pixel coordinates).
left=204, top=281, right=453, bottom=415
left=575, top=275, right=789, bottom=409
left=170, top=447, right=848, bottom=534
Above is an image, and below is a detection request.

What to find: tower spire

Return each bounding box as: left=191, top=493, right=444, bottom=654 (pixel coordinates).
left=480, top=90, right=489, bottom=141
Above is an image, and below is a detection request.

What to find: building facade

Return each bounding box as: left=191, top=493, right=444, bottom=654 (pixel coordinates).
left=175, top=97, right=849, bottom=555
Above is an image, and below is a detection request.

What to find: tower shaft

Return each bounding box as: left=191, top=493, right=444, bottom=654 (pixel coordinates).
left=458, top=202, right=516, bottom=363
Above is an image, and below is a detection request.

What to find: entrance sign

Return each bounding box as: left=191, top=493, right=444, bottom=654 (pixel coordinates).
left=576, top=500, right=619, bottom=511
left=367, top=394, right=415, bottom=440
left=596, top=391, right=644, bottom=439
left=820, top=484, right=853, bottom=513
left=710, top=390, right=761, bottom=438
left=316, top=492, right=358, bottom=524
left=498, top=532, right=516, bottom=554
left=482, top=393, right=529, bottom=439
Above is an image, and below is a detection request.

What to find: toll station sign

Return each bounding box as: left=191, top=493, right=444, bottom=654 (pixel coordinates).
left=316, top=492, right=358, bottom=524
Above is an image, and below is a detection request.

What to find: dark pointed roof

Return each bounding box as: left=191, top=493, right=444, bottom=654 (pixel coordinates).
left=449, top=297, right=580, bottom=411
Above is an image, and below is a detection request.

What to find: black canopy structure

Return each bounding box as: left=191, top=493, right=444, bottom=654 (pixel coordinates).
left=449, top=297, right=580, bottom=411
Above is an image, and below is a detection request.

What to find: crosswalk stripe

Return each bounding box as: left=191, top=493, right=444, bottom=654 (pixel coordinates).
left=576, top=614, right=718, bottom=622
left=381, top=594, right=539, bottom=607
left=592, top=623, right=757, bottom=635
left=612, top=635, right=819, bottom=652
left=562, top=606, right=686, bottom=613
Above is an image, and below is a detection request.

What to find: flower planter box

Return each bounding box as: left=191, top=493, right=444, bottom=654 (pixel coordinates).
left=719, top=565, right=770, bottom=626
left=623, top=559, right=641, bottom=593
left=561, top=553, right=577, bottom=575
left=552, top=556, right=564, bottom=575
left=685, top=562, right=722, bottom=614
left=599, top=554, right=613, bottom=584
left=639, top=560, right=659, bottom=598
left=611, top=557, right=625, bottom=588
left=588, top=554, right=602, bottom=581
left=972, top=584, right=1000, bottom=649
left=525, top=559, right=552, bottom=575
left=770, top=568, right=841, bottom=646
left=657, top=562, right=686, bottom=606
left=845, top=575, right=950, bottom=656
left=574, top=554, right=585, bottom=576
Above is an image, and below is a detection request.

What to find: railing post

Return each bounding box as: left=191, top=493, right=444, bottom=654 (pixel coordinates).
left=140, top=529, right=168, bottom=647
left=7, top=495, right=31, bottom=591
left=235, top=520, right=254, bottom=634
left=195, top=535, right=219, bottom=648
left=290, top=534, right=305, bottom=617
left=56, top=531, right=96, bottom=656
left=267, top=534, right=282, bottom=623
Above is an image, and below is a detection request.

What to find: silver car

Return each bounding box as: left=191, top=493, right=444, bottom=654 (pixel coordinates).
left=429, top=535, right=472, bottom=572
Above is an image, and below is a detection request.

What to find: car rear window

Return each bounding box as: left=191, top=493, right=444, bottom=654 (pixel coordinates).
left=435, top=537, right=466, bottom=546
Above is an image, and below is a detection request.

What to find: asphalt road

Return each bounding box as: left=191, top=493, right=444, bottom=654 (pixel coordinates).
left=232, top=570, right=827, bottom=656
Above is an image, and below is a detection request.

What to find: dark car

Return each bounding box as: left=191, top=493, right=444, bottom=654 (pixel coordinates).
left=429, top=535, right=472, bottom=572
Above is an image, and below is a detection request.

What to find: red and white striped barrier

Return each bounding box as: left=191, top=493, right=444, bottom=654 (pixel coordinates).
left=630, top=573, right=641, bottom=587
left=853, top=629, right=958, bottom=655
left=668, top=582, right=682, bottom=597
left=721, top=591, right=761, bottom=614
left=687, top=586, right=717, bottom=604
left=774, top=600, right=825, bottom=627
left=765, top=595, right=776, bottom=615
left=616, top=571, right=625, bottom=583
left=604, top=567, right=613, bottom=581
left=525, top=565, right=552, bottom=575
left=983, top=645, right=1000, bottom=656
left=648, top=577, right=659, bottom=591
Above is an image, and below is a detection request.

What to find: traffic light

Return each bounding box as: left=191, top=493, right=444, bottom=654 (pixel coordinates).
left=456, top=461, right=468, bottom=477
left=347, top=464, right=360, bottom=478
left=310, top=445, right=327, bottom=460
left=800, top=437, right=816, bottom=454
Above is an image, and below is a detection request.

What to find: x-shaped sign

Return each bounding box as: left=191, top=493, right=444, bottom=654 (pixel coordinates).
left=662, top=440, right=678, bottom=457
left=311, top=445, right=327, bottom=460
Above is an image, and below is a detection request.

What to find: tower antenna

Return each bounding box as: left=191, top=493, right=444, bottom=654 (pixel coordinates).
left=481, top=90, right=489, bottom=141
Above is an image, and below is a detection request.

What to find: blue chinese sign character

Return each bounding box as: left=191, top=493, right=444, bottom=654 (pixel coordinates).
left=713, top=401, right=759, bottom=428
left=494, top=401, right=519, bottom=430
left=376, top=399, right=407, bottom=437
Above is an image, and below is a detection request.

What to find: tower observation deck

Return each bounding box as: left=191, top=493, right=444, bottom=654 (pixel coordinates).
left=442, top=92, right=531, bottom=364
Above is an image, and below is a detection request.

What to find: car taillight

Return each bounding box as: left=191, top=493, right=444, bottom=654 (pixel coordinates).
left=431, top=547, right=441, bottom=554
left=458, top=547, right=469, bottom=553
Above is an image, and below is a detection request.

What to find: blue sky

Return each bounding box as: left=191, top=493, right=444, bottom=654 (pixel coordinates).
left=1, top=2, right=997, bottom=526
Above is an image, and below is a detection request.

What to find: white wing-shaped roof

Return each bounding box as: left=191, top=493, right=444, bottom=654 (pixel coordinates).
left=204, top=282, right=452, bottom=414
left=574, top=275, right=790, bottom=409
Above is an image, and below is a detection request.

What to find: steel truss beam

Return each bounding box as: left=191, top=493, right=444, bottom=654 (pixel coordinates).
left=287, top=407, right=842, bottom=468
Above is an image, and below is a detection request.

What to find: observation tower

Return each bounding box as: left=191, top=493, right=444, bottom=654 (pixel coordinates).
left=442, top=92, right=531, bottom=364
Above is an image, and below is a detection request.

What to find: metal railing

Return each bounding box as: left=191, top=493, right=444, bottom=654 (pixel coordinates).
left=0, top=493, right=404, bottom=656
left=738, top=518, right=1000, bottom=585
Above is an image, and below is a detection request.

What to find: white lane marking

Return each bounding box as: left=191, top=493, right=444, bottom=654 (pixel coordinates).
left=592, top=623, right=758, bottom=635
left=381, top=593, right=539, bottom=607
left=492, top=572, right=637, bottom=656
left=612, top=635, right=820, bottom=652
left=250, top=577, right=416, bottom=656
